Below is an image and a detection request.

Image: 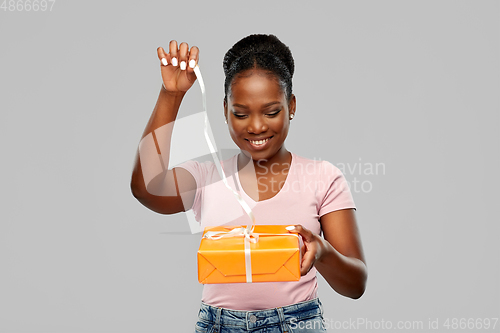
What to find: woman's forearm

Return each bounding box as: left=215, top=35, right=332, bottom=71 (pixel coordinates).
left=314, top=237, right=368, bottom=299
left=142, top=86, right=186, bottom=138
left=130, top=86, right=186, bottom=197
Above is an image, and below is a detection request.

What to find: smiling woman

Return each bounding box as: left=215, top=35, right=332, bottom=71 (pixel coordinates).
left=130, top=34, right=367, bottom=333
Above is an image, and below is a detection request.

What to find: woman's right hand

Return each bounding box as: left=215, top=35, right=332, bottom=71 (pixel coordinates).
left=157, top=40, right=199, bottom=93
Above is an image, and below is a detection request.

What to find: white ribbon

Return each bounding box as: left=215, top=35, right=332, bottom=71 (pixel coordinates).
left=193, top=66, right=298, bottom=283
left=193, top=65, right=256, bottom=235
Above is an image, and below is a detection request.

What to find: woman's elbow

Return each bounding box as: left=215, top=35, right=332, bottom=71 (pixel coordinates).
left=350, top=270, right=368, bottom=299
left=349, top=284, right=366, bottom=299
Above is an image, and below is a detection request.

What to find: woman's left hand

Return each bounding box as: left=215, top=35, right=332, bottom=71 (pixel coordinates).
left=287, top=224, right=327, bottom=276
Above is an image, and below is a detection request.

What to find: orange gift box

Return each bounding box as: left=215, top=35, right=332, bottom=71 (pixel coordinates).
left=198, top=225, right=301, bottom=284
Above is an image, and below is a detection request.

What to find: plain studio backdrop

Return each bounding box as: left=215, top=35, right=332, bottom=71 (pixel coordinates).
left=0, top=1, right=498, bottom=332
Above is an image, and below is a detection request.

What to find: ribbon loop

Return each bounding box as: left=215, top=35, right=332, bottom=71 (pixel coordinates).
left=193, top=65, right=256, bottom=233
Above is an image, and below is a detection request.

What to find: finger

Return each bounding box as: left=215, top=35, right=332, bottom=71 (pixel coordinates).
left=178, top=42, right=189, bottom=70
left=187, top=45, right=199, bottom=72
left=169, top=40, right=178, bottom=67
left=287, top=224, right=314, bottom=242
left=157, top=47, right=168, bottom=66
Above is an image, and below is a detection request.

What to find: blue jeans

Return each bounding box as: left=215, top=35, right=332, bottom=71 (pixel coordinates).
left=194, top=298, right=327, bottom=332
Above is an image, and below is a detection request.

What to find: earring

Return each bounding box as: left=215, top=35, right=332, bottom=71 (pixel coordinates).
left=290, top=114, right=294, bottom=120
left=225, top=119, right=228, bottom=124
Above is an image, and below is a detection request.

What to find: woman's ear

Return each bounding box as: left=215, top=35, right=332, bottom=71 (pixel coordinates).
left=288, top=94, right=296, bottom=117
left=223, top=99, right=228, bottom=123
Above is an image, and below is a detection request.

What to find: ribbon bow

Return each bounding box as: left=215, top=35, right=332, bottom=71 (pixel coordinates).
left=203, top=226, right=258, bottom=242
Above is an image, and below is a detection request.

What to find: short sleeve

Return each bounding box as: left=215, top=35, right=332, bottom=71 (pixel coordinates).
left=174, top=160, right=210, bottom=223
left=317, top=161, right=356, bottom=217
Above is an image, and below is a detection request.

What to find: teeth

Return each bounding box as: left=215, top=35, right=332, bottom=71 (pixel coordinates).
left=249, top=138, right=270, bottom=145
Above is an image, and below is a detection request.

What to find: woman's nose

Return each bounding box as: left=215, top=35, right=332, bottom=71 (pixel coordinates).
left=247, top=115, right=268, bottom=134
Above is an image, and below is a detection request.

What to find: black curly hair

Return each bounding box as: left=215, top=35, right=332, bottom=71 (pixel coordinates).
left=223, top=34, right=294, bottom=103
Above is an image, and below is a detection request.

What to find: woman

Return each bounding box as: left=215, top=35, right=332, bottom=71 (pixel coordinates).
left=130, top=34, right=367, bottom=333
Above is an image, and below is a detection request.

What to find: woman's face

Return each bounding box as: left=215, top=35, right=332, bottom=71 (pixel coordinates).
left=224, top=69, right=296, bottom=162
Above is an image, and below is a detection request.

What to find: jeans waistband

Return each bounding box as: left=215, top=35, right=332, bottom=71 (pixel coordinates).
left=198, top=298, right=323, bottom=330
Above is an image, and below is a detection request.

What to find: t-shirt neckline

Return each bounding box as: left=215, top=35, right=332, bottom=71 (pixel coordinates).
left=234, top=152, right=295, bottom=204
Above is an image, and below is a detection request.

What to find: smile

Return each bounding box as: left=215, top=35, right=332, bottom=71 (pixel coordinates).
left=245, top=136, right=273, bottom=149
left=249, top=137, right=270, bottom=145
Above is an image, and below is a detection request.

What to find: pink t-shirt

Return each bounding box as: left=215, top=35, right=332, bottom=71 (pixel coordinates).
left=176, top=151, right=356, bottom=310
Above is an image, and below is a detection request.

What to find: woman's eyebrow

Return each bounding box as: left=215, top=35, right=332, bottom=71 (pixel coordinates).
left=232, top=101, right=282, bottom=109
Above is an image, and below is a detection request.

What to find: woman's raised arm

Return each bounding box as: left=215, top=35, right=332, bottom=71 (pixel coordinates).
left=130, top=41, right=199, bottom=215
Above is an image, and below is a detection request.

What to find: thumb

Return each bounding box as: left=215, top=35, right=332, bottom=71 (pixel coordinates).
left=286, top=224, right=313, bottom=242
left=185, top=65, right=198, bottom=85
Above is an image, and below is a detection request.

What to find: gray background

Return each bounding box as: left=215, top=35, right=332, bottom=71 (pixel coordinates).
left=1, top=0, right=499, bottom=332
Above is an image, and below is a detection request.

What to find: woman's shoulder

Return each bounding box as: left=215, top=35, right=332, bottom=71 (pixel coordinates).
left=291, top=152, right=342, bottom=176
left=174, top=154, right=237, bottom=177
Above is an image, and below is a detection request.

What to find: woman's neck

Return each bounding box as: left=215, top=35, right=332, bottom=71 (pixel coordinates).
left=238, top=147, right=292, bottom=175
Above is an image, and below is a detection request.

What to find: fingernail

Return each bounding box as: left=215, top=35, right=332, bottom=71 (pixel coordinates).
left=161, top=58, right=168, bottom=66
left=285, top=226, right=295, bottom=230
left=189, top=59, right=196, bottom=68
left=180, top=61, right=186, bottom=70
left=171, top=57, right=178, bottom=66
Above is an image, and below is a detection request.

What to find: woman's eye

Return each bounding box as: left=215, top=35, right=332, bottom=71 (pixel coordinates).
left=267, top=109, right=281, bottom=117
left=232, top=109, right=281, bottom=118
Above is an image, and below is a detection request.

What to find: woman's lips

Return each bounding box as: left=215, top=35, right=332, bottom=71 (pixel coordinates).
left=245, top=136, right=273, bottom=150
